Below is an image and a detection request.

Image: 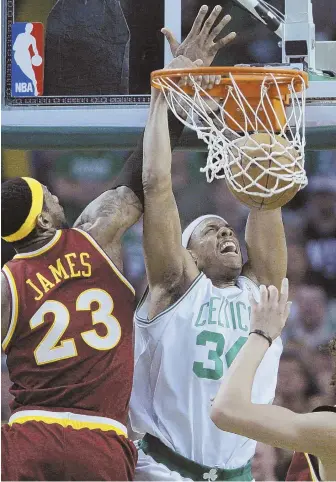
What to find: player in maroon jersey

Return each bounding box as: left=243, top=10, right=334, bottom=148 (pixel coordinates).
left=1, top=6, right=236, bottom=481
left=1, top=179, right=139, bottom=480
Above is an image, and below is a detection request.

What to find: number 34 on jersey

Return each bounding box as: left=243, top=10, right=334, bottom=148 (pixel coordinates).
left=193, top=297, right=251, bottom=380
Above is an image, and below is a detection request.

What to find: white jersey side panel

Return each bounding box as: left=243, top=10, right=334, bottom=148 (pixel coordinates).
left=130, top=274, right=283, bottom=470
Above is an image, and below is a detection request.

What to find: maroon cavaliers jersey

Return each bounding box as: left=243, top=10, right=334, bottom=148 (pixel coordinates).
left=2, top=229, right=135, bottom=425
left=286, top=452, right=318, bottom=482
left=286, top=406, right=336, bottom=482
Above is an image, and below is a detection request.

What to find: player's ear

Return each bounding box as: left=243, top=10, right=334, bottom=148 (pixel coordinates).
left=36, top=211, right=53, bottom=231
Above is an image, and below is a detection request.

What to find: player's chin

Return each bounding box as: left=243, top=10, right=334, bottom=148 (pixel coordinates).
left=219, top=253, right=242, bottom=268
left=220, top=258, right=242, bottom=276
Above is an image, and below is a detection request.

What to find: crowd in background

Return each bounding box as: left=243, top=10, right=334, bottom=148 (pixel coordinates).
left=2, top=0, right=336, bottom=480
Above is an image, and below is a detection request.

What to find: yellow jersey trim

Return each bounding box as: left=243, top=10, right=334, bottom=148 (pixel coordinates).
left=73, top=228, right=135, bottom=295
left=2, top=266, right=19, bottom=352
left=14, top=230, right=62, bottom=259
left=304, top=452, right=318, bottom=482
left=2, top=178, right=44, bottom=242
left=9, top=410, right=127, bottom=437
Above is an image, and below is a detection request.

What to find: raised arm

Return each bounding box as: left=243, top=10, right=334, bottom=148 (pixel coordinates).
left=142, top=79, right=199, bottom=319
left=73, top=86, right=191, bottom=266
left=74, top=5, right=236, bottom=268
left=210, top=280, right=336, bottom=460
left=73, top=104, right=193, bottom=265
left=242, top=208, right=287, bottom=290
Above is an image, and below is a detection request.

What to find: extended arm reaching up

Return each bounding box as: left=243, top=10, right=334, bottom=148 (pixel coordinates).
left=142, top=59, right=202, bottom=319
left=74, top=5, right=236, bottom=270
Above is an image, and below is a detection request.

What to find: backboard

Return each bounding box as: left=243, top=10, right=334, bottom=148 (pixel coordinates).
left=2, top=0, right=335, bottom=150
left=2, top=0, right=180, bottom=136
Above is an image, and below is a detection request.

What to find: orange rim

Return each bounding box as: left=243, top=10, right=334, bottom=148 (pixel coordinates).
left=151, top=66, right=309, bottom=96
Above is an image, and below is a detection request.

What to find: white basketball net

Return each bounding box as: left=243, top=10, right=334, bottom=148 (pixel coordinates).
left=153, top=71, right=308, bottom=197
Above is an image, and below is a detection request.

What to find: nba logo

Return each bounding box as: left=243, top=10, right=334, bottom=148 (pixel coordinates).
left=11, top=23, right=44, bottom=97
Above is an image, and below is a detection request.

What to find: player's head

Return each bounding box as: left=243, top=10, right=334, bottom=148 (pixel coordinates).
left=182, top=215, right=243, bottom=282
left=25, top=23, right=33, bottom=34
left=1, top=177, right=68, bottom=247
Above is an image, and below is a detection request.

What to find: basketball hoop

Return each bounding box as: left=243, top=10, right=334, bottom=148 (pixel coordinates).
left=151, top=66, right=309, bottom=199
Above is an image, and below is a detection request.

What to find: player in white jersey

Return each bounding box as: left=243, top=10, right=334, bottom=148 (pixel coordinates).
left=130, top=53, right=287, bottom=481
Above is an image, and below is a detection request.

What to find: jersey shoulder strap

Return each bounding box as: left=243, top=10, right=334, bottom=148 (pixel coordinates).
left=135, top=273, right=205, bottom=327
left=1, top=265, right=19, bottom=352
left=237, top=275, right=260, bottom=296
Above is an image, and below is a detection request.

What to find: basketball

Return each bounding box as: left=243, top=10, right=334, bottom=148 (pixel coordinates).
left=226, top=133, right=303, bottom=210
left=31, top=54, right=42, bottom=67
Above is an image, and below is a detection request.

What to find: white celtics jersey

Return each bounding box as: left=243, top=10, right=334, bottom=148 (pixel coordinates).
left=130, top=273, right=283, bottom=470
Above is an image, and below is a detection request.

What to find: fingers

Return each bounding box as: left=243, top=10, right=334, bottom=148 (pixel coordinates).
left=200, top=5, right=223, bottom=38
left=190, top=68, right=221, bottom=90
left=171, top=58, right=219, bottom=91
left=259, top=278, right=290, bottom=315
left=167, top=54, right=197, bottom=70
left=279, top=278, right=288, bottom=305
left=284, top=301, right=292, bottom=321
left=268, top=285, right=279, bottom=307
left=210, top=31, right=237, bottom=56
left=176, top=58, right=204, bottom=88
left=186, top=59, right=217, bottom=90
left=177, top=76, right=188, bottom=88
left=193, top=75, right=220, bottom=91
left=199, top=74, right=210, bottom=89
left=194, top=59, right=204, bottom=67
left=259, top=284, right=268, bottom=306
left=204, top=74, right=221, bottom=90
left=192, top=59, right=204, bottom=87
left=161, top=28, right=179, bottom=56
left=208, top=14, right=232, bottom=43
left=189, top=5, right=209, bottom=36
left=250, top=280, right=291, bottom=341
left=279, top=277, right=289, bottom=309
left=248, top=292, right=258, bottom=310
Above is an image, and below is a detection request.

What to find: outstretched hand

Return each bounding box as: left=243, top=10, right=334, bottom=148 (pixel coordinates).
left=164, top=55, right=220, bottom=90
left=249, top=278, right=292, bottom=341
left=162, top=5, right=236, bottom=67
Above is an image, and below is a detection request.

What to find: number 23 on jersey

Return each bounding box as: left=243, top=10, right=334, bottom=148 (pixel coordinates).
left=30, top=288, right=121, bottom=365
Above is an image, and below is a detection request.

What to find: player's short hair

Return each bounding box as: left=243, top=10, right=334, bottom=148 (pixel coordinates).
left=1, top=177, right=45, bottom=244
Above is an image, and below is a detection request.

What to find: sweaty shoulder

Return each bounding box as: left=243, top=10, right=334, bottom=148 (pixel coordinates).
left=74, top=188, right=142, bottom=253
left=73, top=188, right=142, bottom=269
